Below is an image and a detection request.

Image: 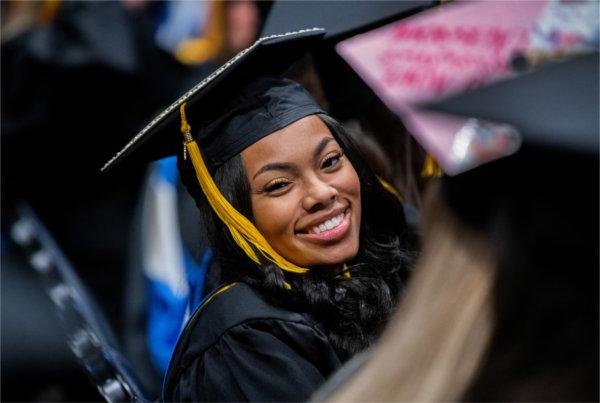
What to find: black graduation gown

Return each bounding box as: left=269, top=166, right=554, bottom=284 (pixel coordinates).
left=163, top=283, right=343, bottom=402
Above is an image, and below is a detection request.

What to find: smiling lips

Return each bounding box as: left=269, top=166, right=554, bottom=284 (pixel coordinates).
left=297, top=210, right=351, bottom=242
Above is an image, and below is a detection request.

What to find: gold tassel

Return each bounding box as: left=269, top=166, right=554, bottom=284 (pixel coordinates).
left=421, top=154, right=443, bottom=178
left=175, top=1, right=224, bottom=65
left=377, top=176, right=403, bottom=201
left=179, top=103, right=308, bottom=275
left=342, top=263, right=351, bottom=279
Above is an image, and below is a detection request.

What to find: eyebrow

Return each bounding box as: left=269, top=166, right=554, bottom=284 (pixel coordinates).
left=314, top=137, right=334, bottom=160
left=252, top=162, right=293, bottom=180
left=252, top=137, right=335, bottom=180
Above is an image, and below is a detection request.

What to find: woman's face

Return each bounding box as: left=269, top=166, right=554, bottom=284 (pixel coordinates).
left=241, top=115, right=362, bottom=268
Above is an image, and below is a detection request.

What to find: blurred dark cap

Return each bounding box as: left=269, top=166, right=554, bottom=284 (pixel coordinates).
left=425, top=52, right=599, bottom=157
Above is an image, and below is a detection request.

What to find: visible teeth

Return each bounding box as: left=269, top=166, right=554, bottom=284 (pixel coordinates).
left=310, top=213, right=345, bottom=234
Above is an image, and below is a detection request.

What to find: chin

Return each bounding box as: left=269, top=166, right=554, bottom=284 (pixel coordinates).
left=307, top=243, right=360, bottom=268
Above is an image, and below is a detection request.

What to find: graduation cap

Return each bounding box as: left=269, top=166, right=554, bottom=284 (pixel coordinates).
left=102, top=28, right=325, bottom=172
left=102, top=28, right=328, bottom=278
left=426, top=52, right=599, bottom=158
left=421, top=52, right=599, bottom=228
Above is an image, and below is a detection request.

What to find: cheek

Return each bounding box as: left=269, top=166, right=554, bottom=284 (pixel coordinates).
left=340, top=165, right=362, bottom=233
left=341, top=164, right=361, bottom=202
left=251, top=197, right=295, bottom=240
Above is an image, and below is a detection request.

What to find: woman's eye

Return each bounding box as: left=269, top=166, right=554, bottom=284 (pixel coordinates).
left=321, top=152, right=343, bottom=169
left=264, top=180, right=290, bottom=193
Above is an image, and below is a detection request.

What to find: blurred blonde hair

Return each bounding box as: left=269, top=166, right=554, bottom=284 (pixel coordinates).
left=328, top=182, right=495, bottom=402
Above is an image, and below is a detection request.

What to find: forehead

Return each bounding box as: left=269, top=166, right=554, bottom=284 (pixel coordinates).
left=241, top=115, right=337, bottom=166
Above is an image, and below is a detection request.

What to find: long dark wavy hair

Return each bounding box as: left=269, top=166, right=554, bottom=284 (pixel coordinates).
left=178, top=113, right=416, bottom=359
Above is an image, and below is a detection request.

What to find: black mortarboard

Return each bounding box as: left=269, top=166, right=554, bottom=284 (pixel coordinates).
left=101, top=28, right=326, bottom=172
left=102, top=28, right=328, bottom=277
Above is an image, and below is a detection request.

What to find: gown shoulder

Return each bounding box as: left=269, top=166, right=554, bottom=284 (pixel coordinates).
left=164, top=283, right=342, bottom=402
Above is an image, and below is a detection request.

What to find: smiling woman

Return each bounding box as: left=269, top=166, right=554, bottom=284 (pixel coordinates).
left=103, top=30, right=415, bottom=402
left=173, top=103, right=413, bottom=400
left=243, top=115, right=362, bottom=268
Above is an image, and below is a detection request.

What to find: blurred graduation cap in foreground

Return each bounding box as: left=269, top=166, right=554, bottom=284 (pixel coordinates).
left=426, top=52, right=598, bottom=159
left=420, top=52, right=599, bottom=230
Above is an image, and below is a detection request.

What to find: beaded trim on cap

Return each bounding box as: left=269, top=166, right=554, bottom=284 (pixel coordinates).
left=101, top=27, right=324, bottom=172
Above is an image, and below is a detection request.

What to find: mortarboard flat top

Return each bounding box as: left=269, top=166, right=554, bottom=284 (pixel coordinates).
left=101, top=28, right=326, bottom=172
left=425, top=52, right=599, bottom=157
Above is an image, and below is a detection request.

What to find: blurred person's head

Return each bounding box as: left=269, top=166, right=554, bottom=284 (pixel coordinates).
left=225, top=0, right=260, bottom=55
left=326, top=176, right=497, bottom=402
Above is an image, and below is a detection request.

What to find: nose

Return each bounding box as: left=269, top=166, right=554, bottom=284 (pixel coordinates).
left=301, top=177, right=338, bottom=213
